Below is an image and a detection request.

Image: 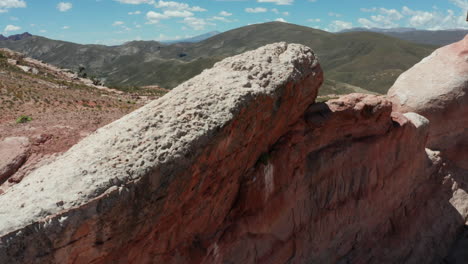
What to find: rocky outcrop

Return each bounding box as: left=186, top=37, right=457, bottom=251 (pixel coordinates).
left=388, top=34, right=468, bottom=168
left=0, top=137, right=30, bottom=185
left=387, top=34, right=468, bottom=262
left=0, top=39, right=467, bottom=264
left=0, top=43, right=323, bottom=263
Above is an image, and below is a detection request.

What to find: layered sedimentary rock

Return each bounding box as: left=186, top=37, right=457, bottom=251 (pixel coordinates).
left=1, top=39, right=468, bottom=264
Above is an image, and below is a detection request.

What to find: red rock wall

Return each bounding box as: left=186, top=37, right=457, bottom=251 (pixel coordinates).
left=198, top=95, right=457, bottom=264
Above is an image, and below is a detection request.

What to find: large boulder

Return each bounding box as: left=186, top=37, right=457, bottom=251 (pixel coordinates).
left=0, top=42, right=323, bottom=263
left=388, top=34, right=468, bottom=167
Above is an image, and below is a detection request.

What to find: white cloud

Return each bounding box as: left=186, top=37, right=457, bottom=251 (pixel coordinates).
left=112, top=21, right=125, bottom=26
left=379, top=8, right=403, bottom=20
left=209, top=16, right=232, bottom=22
left=358, top=8, right=403, bottom=28
left=357, top=18, right=376, bottom=28
left=62, top=26, right=70, bottom=29
left=164, top=10, right=193, bottom=17
left=3, top=24, right=21, bottom=33
left=219, top=10, right=232, bottom=16
left=115, top=0, right=206, bottom=13
left=128, top=10, right=141, bottom=15
left=275, top=17, right=287, bottom=22
left=404, top=7, right=466, bottom=29
left=307, top=18, right=321, bottom=22
left=328, top=12, right=341, bottom=17
left=245, top=7, right=267, bottom=13
left=359, top=6, right=467, bottom=30
left=0, top=0, right=26, bottom=12
left=146, top=10, right=193, bottom=23
left=270, top=8, right=288, bottom=15
left=360, top=7, right=377, bottom=13
left=39, top=29, right=47, bottom=33
left=154, top=1, right=206, bottom=12
left=146, top=11, right=165, bottom=23
left=408, top=12, right=435, bottom=27
left=114, top=0, right=154, bottom=4
left=449, top=0, right=468, bottom=10
left=182, top=17, right=214, bottom=30
left=257, top=0, right=293, bottom=5
left=57, top=2, right=72, bottom=12
left=328, top=20, right=353, bottom=32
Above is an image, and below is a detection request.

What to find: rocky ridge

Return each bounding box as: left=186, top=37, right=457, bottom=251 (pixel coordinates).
left=0, top=37, right=467, bottom=263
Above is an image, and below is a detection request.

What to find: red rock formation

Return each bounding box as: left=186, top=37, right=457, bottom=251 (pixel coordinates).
left=198, top=94, right=442, bottom=264
left=0, top=43, right=323, bottom=263
left=0, top=39, right=467, bottom=264
left=388, top=34, right=468, bottom=169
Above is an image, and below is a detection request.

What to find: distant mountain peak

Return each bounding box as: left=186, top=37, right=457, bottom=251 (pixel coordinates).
left=0, top=32, right=32, bottom=41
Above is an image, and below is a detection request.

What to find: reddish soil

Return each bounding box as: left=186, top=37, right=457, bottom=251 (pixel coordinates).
left=0, top=49, right=167, bottom=190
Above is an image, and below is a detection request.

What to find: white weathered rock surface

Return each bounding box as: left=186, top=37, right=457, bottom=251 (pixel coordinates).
left=0, top=137, right=30, bottom=184
left=0, top=42, right=323, bottom=263
left=388, top=34, right=468, bottom=165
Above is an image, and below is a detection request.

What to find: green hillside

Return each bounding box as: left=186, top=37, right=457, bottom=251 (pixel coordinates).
left=0, top=22, right=436, bottom=94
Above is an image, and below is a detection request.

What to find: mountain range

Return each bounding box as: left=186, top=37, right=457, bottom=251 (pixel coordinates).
left=342, top=27, right=468, bottom=46
left=0, top=22, right=445, bottom=93
left=162, top=31, right=221, bottom=44
left=0, top=32, right=32, bottom=41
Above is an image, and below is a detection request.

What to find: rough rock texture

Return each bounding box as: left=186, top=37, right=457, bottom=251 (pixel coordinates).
left=0, top=137, right=30, bottom=184
left=199, top=94, right=467, bottom=264
left=388, top=34, right=468, bottom=263
left=388, top=34, right=468, bottom=168
left=0, top=40, right=467, bottom=263
left=0, top=42, right=323, bottom=263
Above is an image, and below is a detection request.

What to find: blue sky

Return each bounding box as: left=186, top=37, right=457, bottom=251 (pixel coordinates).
left=0, top=0, right=467, bottom=45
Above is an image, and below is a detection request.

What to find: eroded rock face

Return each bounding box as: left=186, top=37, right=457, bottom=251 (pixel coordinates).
left=388, top=34, right=468, bottom=262
left=388, top=34, right=468, bottom=168
left=200, top=94, right=461, bottom=264
left=0, top=41, right=467, bottom=264
left=0, top=42, right=323, bottom=263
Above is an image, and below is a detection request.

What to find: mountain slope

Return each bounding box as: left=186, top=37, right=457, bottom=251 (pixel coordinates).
left=342, top=27, right=468, bottom=46
left=0, top=22, right=436, bottom=93
left=0, top=48, right=167, bottom=188
left=185, top=22, right=435, bottom=93
left=162, top=31, right=221, bottom=44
